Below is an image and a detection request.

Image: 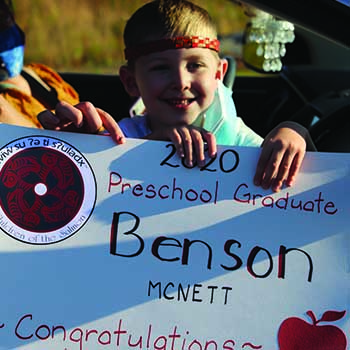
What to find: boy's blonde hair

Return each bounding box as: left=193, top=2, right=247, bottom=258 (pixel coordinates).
left=123, top=0, right=218, bottom=55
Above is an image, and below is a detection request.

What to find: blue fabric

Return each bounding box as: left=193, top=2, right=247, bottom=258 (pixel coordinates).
left=188, top=81, right=263, bottom=146
left=0, top=24, right=25, bottom=52
left=0, top=25, right=25, bottom=79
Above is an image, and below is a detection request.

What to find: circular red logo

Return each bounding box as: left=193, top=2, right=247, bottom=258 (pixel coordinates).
left=0, top=136, right=96, bottom=244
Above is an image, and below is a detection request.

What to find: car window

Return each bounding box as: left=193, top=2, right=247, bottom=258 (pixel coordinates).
left=14, top=0, right=249, bottom=74
left=13, top=0, right=349, bottom=75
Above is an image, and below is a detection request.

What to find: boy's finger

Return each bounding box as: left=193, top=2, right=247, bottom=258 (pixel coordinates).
left=168, top=128, right=184, bottom=158
left=261, top=149, right=284, bottom=190
left=202, top=131, right=217, bottom=158
left=178, top=127, right=193, bottom=167
left=286, top=151, right=304, bottom=187
left=190, top=128, right=205, bottom=166
left=96, top=108, right=126, bottom=144
left=37, top=110, right=60, bottom=129
left=254, top=144, right=272, bottom=187
left=271, top=151, right=294, bottom=192
left=56, top=101, right=84, bottom=128
left=74, top=101, right=102, bottom=131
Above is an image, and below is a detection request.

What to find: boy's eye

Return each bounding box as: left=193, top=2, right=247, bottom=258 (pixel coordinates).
left=150, top=64, right=169, bottom=71
left=187, top=62, right=204, bottom=71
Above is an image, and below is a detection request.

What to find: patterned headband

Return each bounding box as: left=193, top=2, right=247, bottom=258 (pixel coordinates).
left=124, top=36, right=220, bottom=61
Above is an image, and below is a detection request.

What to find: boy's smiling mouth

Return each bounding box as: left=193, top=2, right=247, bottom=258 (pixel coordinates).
left=165, top=98, right=196, bottom=109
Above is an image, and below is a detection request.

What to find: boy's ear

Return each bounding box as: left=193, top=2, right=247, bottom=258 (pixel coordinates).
left=215, top=58, right=229, bottom=81
left=221, top=58, right=229, bottom=78
left=119, top=65, right=140, bottom=97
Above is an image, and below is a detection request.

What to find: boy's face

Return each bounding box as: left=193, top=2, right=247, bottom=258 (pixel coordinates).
left=130, top=47, right=221, bottom=130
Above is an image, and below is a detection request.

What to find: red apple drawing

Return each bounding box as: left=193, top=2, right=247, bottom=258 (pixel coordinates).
left=278, top=310, right=347, bottom=350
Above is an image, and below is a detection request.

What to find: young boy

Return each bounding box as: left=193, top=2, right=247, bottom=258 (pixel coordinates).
left=39, top=0, right=314, bottom=192
left=118, top=0, right=315, bottom=192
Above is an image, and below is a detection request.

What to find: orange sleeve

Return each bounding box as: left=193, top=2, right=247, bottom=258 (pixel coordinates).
left=27, top=63, right=80, bottom=106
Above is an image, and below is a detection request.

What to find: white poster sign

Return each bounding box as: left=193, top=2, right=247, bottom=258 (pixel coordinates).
left=0, top=124, right=348, bottom=350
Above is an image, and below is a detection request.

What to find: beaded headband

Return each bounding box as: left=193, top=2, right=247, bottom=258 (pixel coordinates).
left=124, top=36, right=220, bottom=61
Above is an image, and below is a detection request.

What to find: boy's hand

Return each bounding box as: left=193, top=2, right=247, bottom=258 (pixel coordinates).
left=254, top=121, right=312, bottom=192
left=146, top=125, right=217, bottom=167
left=38, top=101, right=126, bottom=144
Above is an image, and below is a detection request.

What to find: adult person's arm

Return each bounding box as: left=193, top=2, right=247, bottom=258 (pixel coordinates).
left=0, top=94, right=39, bottom=127
left=38, top=101, right=126, bottom=144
